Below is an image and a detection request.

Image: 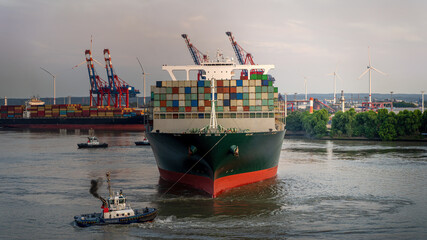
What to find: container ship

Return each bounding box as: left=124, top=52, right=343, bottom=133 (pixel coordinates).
left=0, top=98, right=147, bottom=131
left=147, top=55, right=286, bottom=197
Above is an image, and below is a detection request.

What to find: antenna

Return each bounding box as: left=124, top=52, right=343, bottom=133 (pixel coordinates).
left=40, top=67, right=56, bottom=105
left=358, top=47, right=387, bottom=105
left=106, top=172, right=113, bottom=197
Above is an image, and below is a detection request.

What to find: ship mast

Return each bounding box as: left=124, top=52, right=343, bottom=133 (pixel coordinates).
left=209, top=77, right=217, bottom=130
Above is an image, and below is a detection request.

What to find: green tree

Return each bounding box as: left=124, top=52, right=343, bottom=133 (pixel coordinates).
left=421, top=111, right=427, bottom=133
left=377, top=110, right=397, bottom=141
left=331, top=108, right=357, bottom=137
left=354, top=110, right=378, bottom=139
left=395, top=110, right=422, bottom=137
left=285, top=111, right=304, bottom=131
left=301, top=109, right=329, bottom=138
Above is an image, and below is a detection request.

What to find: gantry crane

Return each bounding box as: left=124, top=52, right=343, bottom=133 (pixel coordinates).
left=103, top=49, right=140, bottom=108
left=181, top=34, right=208, bottom=80
left=84, top=50, right=110, bottom=107
left=226, top=31, right=264, bottom=78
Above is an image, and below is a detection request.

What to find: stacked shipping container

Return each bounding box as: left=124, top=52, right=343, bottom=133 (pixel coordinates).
left=151, top=74, right=279, bottom=114
left=0, top=104, right=144, bottom=119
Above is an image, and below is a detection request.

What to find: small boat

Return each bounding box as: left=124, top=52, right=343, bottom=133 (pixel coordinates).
left=74, top=173, right=157, bottom=227
left=78, top=136, right=108, bottom=148
left=135, top=137, right=150, bottom=145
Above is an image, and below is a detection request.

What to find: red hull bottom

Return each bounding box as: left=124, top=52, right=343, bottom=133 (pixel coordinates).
left=2, top=124, right=145, bottom=131
left=158, top=166, right=278, bottom=198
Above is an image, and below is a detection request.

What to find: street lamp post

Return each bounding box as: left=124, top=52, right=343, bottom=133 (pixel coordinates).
left=40, top=67, right=56, bottom=105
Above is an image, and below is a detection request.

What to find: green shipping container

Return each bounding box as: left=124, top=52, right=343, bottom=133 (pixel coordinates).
left=256, top=93, right=262, bottom=99
left=262, top=100, right=268, bottom=106
left=268, top=93, right=274, bottom=99
left=243, top=93, right=249, bottom=100
left=191, top=94, right=197, bottom=100
left=262, top=75, right=268, bottom=80
left=204, top=81, right=211, bottom=87
left=262, top=86, right=268, bottom=93
left=268, top=99, right=274, bottom=106
left=185, top=101, right=191, bottom=107
left=166, top=101, right=173, bottom=107
left=268, top=86, right=274, bottom=93
left=160, top=94, right=166, bottom=100
left=256, top=106, right=262, bottom=111
left=179, top=107, right=185, bottom=112
left=256, top=86, right=262, bottom=93
left=154, top=94, right=160, bottom=101
left=204, top=94, right=210, bottom=100
left=166, top=88, right=172, bottom=94
left=249, top=106, right=256, bottom=111
left=154, top=101, right=160, bottom=107
left=274, top=87, right=278, bottom=93
left=268, top=80, right=273, bottom=86
left=216, top=106, right=223, bottom=112
left=243, top=100, right=249, bottom=106
left=185, top=94, right=191, bottom=100
left=250, top=74, right=257, bottom=80
left=269, top=106, right=274, bottom=111
left=198, top=87, right=205, bottom=93
left=160, top=107, right=167, bottom=112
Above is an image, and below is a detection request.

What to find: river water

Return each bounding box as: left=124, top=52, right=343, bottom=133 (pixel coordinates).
left=0, top=129, right=425, bottom=239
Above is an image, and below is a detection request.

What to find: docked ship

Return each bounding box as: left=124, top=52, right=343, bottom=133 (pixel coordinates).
left=147, top=54, right=286, bottom=197
left=0, top=101, right=147, bottom=131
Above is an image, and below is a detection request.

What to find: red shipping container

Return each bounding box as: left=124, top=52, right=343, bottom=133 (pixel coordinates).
left=172, top=87, right=179, bottom=94
left=74, top=112, right=82, bottom=117
left=241, top=76, right=248, bottom=80
left=204, top=100, right=211, bottom=106
left=230, top=106, right=237, bottom=111
left=160, top=101, right=167, bottom=107
left=185, top=107, right=192, bottom=112
left=173, top=107, right=179, bottom=112
left=166, top=107, right=173, bottom=112
left=217, top=80, right=223, bottom=87
left=1, top=113, right=7, bottom=118
left=198, top=107, right=205, bottom=112
left=217, top=87, right=223, bottom=93
left=223, top=87, right=230, bottom=93
left=38, top=112, right=45, bottom=117
left=243, top=106, right=250, bottom=111
left=230, top=87, right=237, bottom=93
left=204, top=87, right=211, bottom=94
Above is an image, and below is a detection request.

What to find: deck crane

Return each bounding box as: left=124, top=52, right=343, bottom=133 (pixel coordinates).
left=84, top=50, right=110, bottom=107
left=225, top=31, right=264, bottom=78
left=181, top=34, right=208, bottom=80
left=103, top=49, right=140, bottom=108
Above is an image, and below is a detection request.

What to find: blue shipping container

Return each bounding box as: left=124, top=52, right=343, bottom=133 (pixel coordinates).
left=173, top=100, right=179, bottom=107
left=156, top=81, right=162, bottom=87
left=191, top=100, right=198, bottom=107
left=185, top=87, right=191, bottom=94
left=223, top=99, right=230, bottom=106
left=197, top=81, right=204, bottom=87
left=230, top=93, right=237, bottom=99
left=236, top=80, right=243, bottom=86
left=262, top=80, right=268, bottom=86
left=237, top=93, right=243, bottom=100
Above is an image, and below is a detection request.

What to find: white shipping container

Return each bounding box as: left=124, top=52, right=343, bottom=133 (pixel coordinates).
left=256, top=100, right=262, bottom=106
left=191, top=81, right=197, bottom=87
left=199, top=100, right=205, bottom=106
left=236, top=86, right=243, bottom=93
left=243, top=86, right=249, bottom=92
left=179, top=94, right=185, bottom=101
left=172, top=94, right=179, bottom=100
left=249, top=80, right=255, bottom=87
left=224, top=93, right=230, bottom=99
left=230, top=80, right=236, bottom=87
left=172, top=81, right=179, bottom=87
left=255, top=80, right=261, bottom=86
left=230, top=99, right=237, bottom=106
left=165, top=81, right=172, bottom=87
left=249, top=86, right=256, bottom=92
left=237, top=106, right=244, bottom=111
left=249, top=99, right=256, bottom=105
left=217, top=93, right=224, bottom=100
left=217, top=100, right=223, bottom=106
left=166, top=94, right=172, bottom=100
left=242, top=80, right=249, bottom=86
left=237, top=100, right=243, bottom=106
left=223, top=80, right=230, bottom=87
left=262, top=106, right=269, bottom=111
left=191, top=87, right=197, bottom=94
left=262, top=93, right=268, bottom=99
left=274, top=92, right=278, bottom=98
left=179, top=100, right=185, bottom=106
left=179, top=87, right=185, bottom=94
left=160, top=88, right=166, bottom=94
left=249, top=93, right=256, bottom=99
left=184, top=81, right=191, bottom=87
left=178, top=81, right=185, bottom=87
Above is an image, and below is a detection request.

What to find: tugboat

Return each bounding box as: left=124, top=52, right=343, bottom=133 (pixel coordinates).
left=77, top=136, right=108, bottom=149
left=74, top=172, right=158, bottom=227
left=135, top=137, right=150, bottom=146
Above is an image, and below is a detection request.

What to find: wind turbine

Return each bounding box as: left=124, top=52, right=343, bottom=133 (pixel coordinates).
left=136, top=57, right=149, bottom=106
left=40, top=67, right=56, bottom=105
left=304, top=77, right=308, bottom=101
left=358, top=47, right=387, bottom=105
left=328, top=66, right=343, bottom=104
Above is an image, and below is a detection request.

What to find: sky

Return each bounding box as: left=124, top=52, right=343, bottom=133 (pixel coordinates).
left=0, top=0, right=426, bottom=99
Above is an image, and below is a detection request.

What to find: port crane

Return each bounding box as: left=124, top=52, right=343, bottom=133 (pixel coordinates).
left=103, top=49, right=140, bottom=108
left=84, top=50, right=111, bottom=107
left=181, top=34, right=207, bottom=80
left=225, top=31, right=264, bottom=78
